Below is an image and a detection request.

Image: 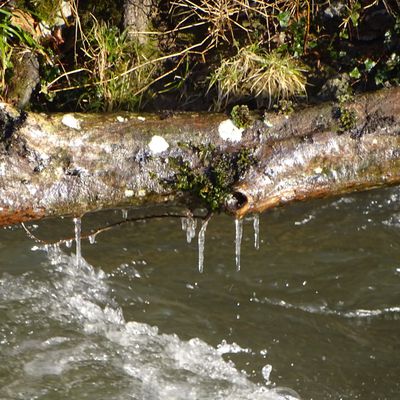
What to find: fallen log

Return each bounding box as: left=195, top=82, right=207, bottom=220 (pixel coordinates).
left=1, top=87, right=400, bottom=227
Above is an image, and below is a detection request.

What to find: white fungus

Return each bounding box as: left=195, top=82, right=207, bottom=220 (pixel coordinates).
left=124, top=189, right=134, bottom=197
left=148, top=135, right=169, bottom=154
left=218, top=119, right=244, bottom=142
left=61, top=114, right=81, bottom=130
left=314, top=166, right=323, bottom=174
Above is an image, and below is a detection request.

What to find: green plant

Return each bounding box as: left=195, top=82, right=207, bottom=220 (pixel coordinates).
left=230, top=104, right=251, bottom=128
left=14, top=0, right=66, bottom=25
left=209, top=44, right=306, bottom=109
left=167, top=144, right=256, bottom=211
left=337, top=108, right=357, bottom=134
left=0, top=7, right=44, bottom=99
left=335, top=93, right=357, bottom=134
left=170, top=0, right=256, bottom=47
left=339, top=0, right=361, bottom=39
left=0, top=8, right=15, bottom=94
left=79, top=18, right=160, bottom=111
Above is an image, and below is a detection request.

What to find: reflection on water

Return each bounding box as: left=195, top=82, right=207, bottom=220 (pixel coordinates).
left=1, top=186, right=400, bottom=399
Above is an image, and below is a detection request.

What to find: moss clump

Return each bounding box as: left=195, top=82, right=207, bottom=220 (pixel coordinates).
left=333, top=93, right=358, bottom=134
left=167, top=144, right=256, bottom=212
left=334, top=104, right=357, bottom=134
left=230, top=105, right=252, bottom=128
left=338, top=108, right=357, bottom=134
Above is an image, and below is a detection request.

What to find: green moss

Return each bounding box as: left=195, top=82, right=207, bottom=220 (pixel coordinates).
left=167, top=144, right=256, bottom=212
left=230, top=105, right=252, bottom=128
left=333, top=93, right=357, bottom=134
left=337, top=108, right=357, bottom=134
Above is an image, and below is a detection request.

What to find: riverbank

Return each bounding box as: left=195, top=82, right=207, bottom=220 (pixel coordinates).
left=1, top=1, right=399, bottom=113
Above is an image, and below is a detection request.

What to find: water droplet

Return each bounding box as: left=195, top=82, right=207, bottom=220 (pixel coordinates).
left=198, top=219, right=209, bottom=273
left=73, top=217, right=82, bottom=267
left=88, top=234, right=96, bottom=244
left=253, top=214, right=260, bottom=250
left=235, top=218, right=243, bottom=271
left=121, top=209, right=128, bottom=219
left=65, top=239, right=73, bottom=248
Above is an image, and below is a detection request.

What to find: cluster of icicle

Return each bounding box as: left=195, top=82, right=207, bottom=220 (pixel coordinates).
left=181, top=214, right=260, bottom=273
left=71, top=211, right=260, bottom=273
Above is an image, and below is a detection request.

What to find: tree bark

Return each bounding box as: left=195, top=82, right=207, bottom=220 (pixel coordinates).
left=123, top=0, right=154, bottom=44
left=0, top=87, right=400, bottom=227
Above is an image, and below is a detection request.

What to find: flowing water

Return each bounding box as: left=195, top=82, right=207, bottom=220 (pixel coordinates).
left=1, top=186, right=400, bottom=399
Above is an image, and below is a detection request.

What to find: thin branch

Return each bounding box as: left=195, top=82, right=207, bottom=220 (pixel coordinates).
left=21, top=210, right=211, bottom=246
left=45, top=68, right=91, bottom=90
left=48, top=36, right=212, bottom=94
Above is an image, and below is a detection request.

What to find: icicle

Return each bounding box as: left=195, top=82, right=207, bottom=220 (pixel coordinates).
left=181, top=217, right=197, bottom=243
left=181, top=217, right=188, bottom=231
left=198, top=219, right=209, bottom=273
left=253, top=214, right=260, bottom=250
left=121, top=209, right=128, bottom=219
left=187, top=217, right=197, bottom=243
left=235, top=218, right=243, bottom=271
left=88, top=234, right=96, bottom=244
left=73, top=217, right=82, bottom=267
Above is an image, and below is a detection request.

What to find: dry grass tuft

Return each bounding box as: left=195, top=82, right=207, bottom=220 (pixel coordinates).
left=210, top=45, right=307, bottom=109
left=78, top=18, right=160, bottom=111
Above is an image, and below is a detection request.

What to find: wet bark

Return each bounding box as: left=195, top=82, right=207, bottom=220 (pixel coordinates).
left=0, top=86, right=400, bottom=227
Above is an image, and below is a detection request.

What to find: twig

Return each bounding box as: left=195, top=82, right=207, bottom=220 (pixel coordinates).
left=48, top=36, right=212, bottom=94
left=20, top=210, right=209, bottom=246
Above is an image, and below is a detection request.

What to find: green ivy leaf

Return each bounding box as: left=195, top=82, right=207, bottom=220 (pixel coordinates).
left=349, top=67, right=361, bottom=79
left=364, top=59, right=376, bottom=72
left=277, top=11, right=290, bottom=29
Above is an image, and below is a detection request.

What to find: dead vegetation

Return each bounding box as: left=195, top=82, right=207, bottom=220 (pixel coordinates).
left=1, top=0, right=399, bottom=112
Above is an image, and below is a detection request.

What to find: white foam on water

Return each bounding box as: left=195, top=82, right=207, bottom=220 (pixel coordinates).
left=0, top=246, right=301, bottom=400
left=217, top=339, right=252, bottom=355
left=262, top=364, right=273, bottom=385
left=259, top=296, right=400, bottom=319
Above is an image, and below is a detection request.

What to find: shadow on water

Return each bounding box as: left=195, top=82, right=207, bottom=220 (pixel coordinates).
left=1, top=186, right=400, bottom=399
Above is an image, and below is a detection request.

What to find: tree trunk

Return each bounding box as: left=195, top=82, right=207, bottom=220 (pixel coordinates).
left=123, top=0, right=154, bottom=44
left=0, top=87, right=400, bottom=227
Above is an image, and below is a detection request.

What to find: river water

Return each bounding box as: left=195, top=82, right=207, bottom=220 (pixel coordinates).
left=0, top=187, right=399, bottom=399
